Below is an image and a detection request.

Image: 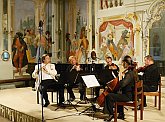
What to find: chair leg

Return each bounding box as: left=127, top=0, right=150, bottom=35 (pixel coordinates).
left=56, top=91, right=59, bottom=105
left=51, top=92, right=53, bottom=103
left=155, top=96, right=157, bottom=107
left=37, top=91, right=39, bottom=104
left=159, top=93, right=161, bottom=110
left=140, top=104, right=143, bottom=120
left=134, top=105, right=137, bottom=122
left=114, top=103, right=118, bottom=122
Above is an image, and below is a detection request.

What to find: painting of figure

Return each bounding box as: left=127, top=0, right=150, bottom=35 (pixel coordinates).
left=99, top=19, right=135, bottom=61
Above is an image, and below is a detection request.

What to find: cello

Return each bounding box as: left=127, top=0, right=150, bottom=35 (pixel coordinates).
left=97, top=77, right=119, bottom=107
left=96, top=64, right=119, bottom=107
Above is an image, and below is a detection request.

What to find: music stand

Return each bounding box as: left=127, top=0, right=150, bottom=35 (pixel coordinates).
left=79, top=75, right=100, bottom=119
left=54, top=71, right=79, bottom=112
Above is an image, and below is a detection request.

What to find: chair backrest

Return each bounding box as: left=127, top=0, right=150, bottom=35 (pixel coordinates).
left=134, top=80, right=143, bottom=105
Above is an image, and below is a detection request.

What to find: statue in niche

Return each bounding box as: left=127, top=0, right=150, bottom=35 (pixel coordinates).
left=101, top=0, right=108, bottom=9
left=114, top=0, right=118, bottom=7
left=109, top=0, right=113, bottom=8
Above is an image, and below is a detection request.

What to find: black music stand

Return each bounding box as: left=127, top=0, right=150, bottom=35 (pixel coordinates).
left=54, top=72, right=79, bottom=112
left=79, top=75, right=100, bottom=119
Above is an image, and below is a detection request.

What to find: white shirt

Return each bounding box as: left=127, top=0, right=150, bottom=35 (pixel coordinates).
left=32, top=63, right=57, bottom=81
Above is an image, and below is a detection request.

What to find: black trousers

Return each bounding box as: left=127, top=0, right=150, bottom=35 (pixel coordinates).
left=40, top=79, right=65, bottom=104
left=143, top=84, right=158, bottom=105
left=67, top=81, right=86, bottom=100
left=103, top=93, right=131, bottom=115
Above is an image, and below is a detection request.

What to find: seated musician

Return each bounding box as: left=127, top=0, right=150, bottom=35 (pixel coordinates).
left=95, top=56, right=119, bottom=99
left=137, top=55, right=160, bottom=107
left=66, top=56, right=86, bottom=101
left=32, top=54, right=65, bottom=107
left=103, top=55, right=137, bottom=121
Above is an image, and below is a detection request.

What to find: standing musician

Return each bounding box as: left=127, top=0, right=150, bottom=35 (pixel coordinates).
left=137, top=55, right=160, bottom=107
left=66, top=56, right=86, bottom=101
left=103, top=55, right=138, bottom=121
left=95, top=56, right=119, bottom=99
left=32, top=54, right=65, bottom=107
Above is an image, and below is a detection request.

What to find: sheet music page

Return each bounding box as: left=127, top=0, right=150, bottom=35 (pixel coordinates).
left=81, top=75, right=100, bottom=88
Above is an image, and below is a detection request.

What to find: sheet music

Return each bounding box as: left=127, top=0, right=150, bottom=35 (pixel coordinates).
left=81, top=75, right=100, bottom=88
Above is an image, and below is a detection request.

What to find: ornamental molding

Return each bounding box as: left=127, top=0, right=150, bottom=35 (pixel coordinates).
left=146, top=0, right=165, bottom=29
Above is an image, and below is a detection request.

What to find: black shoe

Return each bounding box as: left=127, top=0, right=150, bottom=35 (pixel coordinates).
left=58, top=103, right=65, bottom=107
left=104, top=114, right=114, bottom=122
left=144, top=103, right=147, bottom=107
left=69, top=97, right=75, bottom=101
left=117, top=113, right=125, bottom=120
left=43, top=102, right=50, bottom=107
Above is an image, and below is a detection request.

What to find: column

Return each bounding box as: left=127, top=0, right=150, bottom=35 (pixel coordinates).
left=87, top=0, right=92, bottom=52
left=0, top=0, right=3, bottom=54
left=95, top=0, right=99, bottom=51
left=52, top=0, right=59, bottom=62
left=8, top=0, right=12, bottom=53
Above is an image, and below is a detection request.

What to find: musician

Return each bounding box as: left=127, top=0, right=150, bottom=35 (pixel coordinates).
left=32, top=54, right=65, bottom=107
left=66, top=56, right=86, bottom=101
left=95, top=56, right=119, bottom=98
left=138, top=55, right=160, bottom=107
left=103, top=55, right=138, bottom=121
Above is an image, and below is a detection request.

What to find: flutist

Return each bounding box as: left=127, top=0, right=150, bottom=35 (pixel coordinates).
left=32, top=54, right=64, bottom=107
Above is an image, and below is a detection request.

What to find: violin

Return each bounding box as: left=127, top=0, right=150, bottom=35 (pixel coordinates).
left=108, top=63, right=118, bottom=70
left=70, top=63, right=81, bottom=72
left=137, top=65, right=148, bottom=73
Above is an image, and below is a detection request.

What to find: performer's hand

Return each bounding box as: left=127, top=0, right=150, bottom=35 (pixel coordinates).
left=42, top=66, right=48, bottom=73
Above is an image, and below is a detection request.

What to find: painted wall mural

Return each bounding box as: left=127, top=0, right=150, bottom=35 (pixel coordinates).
left=98, top=17, right=136, bottom=62
left=65, top=0, right=88, bottom=63
left=13, top=0, right=36, bottom=76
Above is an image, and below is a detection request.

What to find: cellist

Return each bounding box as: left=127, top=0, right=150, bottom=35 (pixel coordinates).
left=103, top=55, right=138, bottom=121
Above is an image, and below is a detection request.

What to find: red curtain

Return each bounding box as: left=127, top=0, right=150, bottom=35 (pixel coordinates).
left=99, top=19, right=134, bottom=46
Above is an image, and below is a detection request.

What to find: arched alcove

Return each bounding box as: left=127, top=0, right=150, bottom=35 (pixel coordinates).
left=146, top=0, right=165, bottom=75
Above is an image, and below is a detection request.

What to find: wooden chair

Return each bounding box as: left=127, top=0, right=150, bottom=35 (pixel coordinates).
left=114, top=80, right=143, bottom=122
left=143, top=77, right=161, bottom=110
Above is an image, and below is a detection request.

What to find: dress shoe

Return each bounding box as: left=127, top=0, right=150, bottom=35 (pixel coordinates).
left=104, top=114, right=114, bottom=122
left=69, top=97, right=75, bottom=101
left=117, top=113, right=125, bottom=120
left=32, top=88, right=36, bottom=91
left=43, top=102, right=50, bottom=107
left=58, top=103, right=65, bottom=107
left=144, top=103, right=147, bottom=107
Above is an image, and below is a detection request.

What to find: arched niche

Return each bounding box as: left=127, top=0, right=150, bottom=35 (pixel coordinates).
left=145, top=0, right=165, bottom=75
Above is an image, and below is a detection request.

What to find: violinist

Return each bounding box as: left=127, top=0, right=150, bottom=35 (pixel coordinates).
left=66, top=56, right=86, bottom=101
left=95, top=56, right=119, bottom=99
left=138, top=55, right=160, bottom=107
left=103, top=55, right=137, bottom=121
